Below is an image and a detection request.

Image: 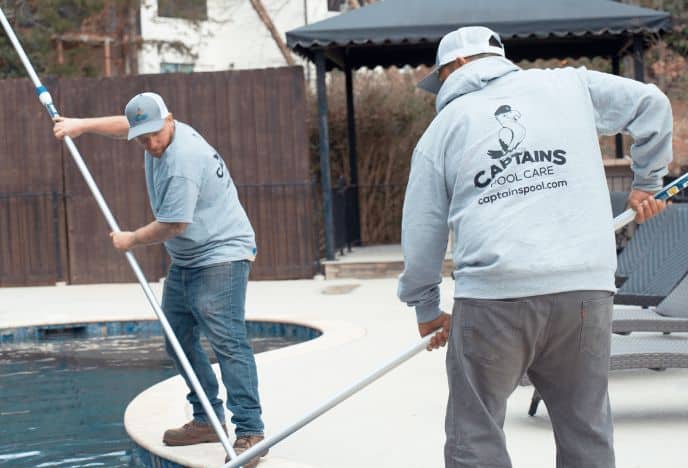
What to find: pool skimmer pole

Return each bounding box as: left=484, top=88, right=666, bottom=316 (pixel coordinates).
left=223, top=333, right=435, bottom=468
left=3, top=6, right=688, bottom=467
left=224, top=176, right=688, bottom=468
left=0, top=7, right=241, bottom=465
left=613, top=172, right=688, bottom=230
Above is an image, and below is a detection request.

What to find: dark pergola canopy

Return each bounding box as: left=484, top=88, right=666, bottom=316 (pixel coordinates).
left=286, top=0, right=672, bottom=261
left=288, top=0, right=671, bottom=69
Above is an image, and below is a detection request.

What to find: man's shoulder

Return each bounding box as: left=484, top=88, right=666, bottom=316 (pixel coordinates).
left=170, top=121, right=214, bottom=153
left=161, top=122, right=216, bottom=179
left=514, top=65, right=586, bottom=84
left=166, top=122, right=218, bottom=160
left=415, top=108, right=466, bottom=158
left=431, top=96, right=472, bottom=130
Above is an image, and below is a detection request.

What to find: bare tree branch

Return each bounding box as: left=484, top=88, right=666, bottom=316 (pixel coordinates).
left=249, top=0, right=295, bottom=66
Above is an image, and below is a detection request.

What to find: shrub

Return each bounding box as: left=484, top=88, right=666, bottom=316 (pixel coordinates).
left=308, top=57, right=688, bottom=247
left=308, top=67, right=434, bottom=245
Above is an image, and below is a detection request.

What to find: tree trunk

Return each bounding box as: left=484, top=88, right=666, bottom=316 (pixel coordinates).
left=249, top=0, right=295, bottom=66
left=126, top=0, right=139, bottom=75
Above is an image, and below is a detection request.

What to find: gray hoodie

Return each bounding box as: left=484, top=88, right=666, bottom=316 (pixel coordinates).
left=398, top=56, right=673, bottom=323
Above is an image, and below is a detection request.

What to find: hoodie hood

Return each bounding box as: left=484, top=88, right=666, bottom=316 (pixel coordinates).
left=436, top=56, right=520, bottom=113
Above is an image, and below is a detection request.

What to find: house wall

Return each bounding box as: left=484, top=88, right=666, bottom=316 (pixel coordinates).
left=138, top=0, right=337, bottom=73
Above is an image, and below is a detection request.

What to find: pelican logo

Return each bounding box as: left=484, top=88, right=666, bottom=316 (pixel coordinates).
left=472, top=104, right=567, bottom=189
left=134, top=108, right=148, bottom=122
left=487, top=105, right=525, bottom=159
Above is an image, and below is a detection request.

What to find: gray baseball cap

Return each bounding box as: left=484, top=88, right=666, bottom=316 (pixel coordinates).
left=418, top=26, right=505, bottom=95
left=124, top=92, right=170, bottom=140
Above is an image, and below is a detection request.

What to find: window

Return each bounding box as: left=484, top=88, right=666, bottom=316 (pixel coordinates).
left=329, top=0, right=370, bottom=11
left=160, top=63, right=194, bottom=74
left=328, top=0, right=344, bottom=11
left=158, top=0, right=207, bottom=20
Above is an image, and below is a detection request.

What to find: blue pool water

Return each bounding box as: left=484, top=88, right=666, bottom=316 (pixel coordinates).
left=0, top=321, right=320, bottom=467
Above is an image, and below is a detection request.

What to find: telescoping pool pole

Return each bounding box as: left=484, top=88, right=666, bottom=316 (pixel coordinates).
left=223, top=333, right=434, bottom=468
left=0, top=8, right=241, bottom=464
left=614, top=172, right=688, bottom=230
left=224, top=175, right=688, bottom=467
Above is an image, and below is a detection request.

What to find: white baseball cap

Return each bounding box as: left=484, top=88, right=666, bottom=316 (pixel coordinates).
left=124, top=92, right=171, bottom=140
left=418, top=26, right=505, bottom=94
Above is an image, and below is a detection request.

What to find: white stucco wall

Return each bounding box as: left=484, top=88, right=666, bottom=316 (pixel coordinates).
left=138, top=0, right=338, bottom=74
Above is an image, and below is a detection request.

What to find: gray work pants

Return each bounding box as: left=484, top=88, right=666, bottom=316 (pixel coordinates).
left=445, top=291, right=615, bottom=468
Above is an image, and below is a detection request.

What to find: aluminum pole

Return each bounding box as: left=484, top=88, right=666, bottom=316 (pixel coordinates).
left=226, top=173, right=688, bottom=467
left=223, top=334, right=433, bottom=468
left=614, top=172, right=688, bottom=231
left=0, top=8, right=239, bottom=464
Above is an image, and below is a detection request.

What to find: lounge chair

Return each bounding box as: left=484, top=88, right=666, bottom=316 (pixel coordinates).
left=527, top=332, right=688, bottom=416
left=613, top=204, right=688, bottom=333
left=526, top=201, right=688, bottom=416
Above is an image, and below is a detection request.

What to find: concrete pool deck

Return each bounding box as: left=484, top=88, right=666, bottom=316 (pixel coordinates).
left=1, top=277, right=687, bottom=467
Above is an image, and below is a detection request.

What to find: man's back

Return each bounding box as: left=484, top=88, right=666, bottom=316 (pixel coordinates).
left=399, top=27, right=671, bottom=468
left=408, top=58, right=617, bottom=299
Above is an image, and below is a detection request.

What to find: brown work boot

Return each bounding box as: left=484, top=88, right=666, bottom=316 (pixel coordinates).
left=162, top=420, right=227, bottom=446
left=225, top=435, right=268, bottom=467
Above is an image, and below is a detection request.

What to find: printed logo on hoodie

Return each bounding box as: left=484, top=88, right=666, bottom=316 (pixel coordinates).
left=473, top=104, right=568, bottom=189
left=486, top=105, right=525, bottom=159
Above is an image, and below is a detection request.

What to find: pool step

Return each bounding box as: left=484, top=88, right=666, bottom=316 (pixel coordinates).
left=321, top=244, right=453, bottom=280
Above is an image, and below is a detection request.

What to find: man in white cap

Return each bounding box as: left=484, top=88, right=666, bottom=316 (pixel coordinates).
left=398, top=26, right=672, bottom=468
left=53, top=93, right=267, bottom=467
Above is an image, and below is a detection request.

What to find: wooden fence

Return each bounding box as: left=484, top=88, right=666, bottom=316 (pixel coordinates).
left=603, top=158, right=633, bottom=192
left=0, top=67, right=316, bottom=285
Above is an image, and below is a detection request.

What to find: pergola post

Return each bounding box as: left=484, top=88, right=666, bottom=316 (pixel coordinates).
left=286, top=0, right=670, bottom=268
left=315, top=50, right=336, bottom=261
left=633, top=35, right=645, bottom=82
left=611, top=54, right=623, bottom=159
left=344, top=59, right=362, bottom=246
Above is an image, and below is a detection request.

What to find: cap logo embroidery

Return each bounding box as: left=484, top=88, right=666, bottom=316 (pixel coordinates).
left=134, top=107, right=148, bottom=123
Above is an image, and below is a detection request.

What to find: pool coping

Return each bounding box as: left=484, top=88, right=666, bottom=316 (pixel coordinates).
left=0, top=312, right=364, bottom=468
left=3, top=280, right=687, bottom=468
left=123, top=316, right=365, bottom=468
left=0, top=319, right=323, bottom=345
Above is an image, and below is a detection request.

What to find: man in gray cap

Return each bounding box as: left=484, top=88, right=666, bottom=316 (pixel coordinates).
left=398, top=26, right=672, bottom=468
left=53, top=92, right=267, bottom=467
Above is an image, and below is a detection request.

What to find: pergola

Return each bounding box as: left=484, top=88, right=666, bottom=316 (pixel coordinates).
left=286, top=0, right=671, bottom=260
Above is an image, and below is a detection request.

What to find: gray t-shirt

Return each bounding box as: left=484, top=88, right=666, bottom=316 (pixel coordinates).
left=144, top=121, right=256, bottom=267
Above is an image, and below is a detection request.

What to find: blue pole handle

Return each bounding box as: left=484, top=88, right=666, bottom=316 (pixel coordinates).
left=35, top=85, right=59, bottom=118
left=654, top=172, right=688, bottom=201
left=614, top=172, right=688, bottom=231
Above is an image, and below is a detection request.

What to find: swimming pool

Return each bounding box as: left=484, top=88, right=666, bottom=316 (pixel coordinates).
left=0, top=321, right=320, bottom=467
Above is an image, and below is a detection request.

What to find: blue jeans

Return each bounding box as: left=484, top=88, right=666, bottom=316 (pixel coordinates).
left=162, top=260, right=264, bottom=436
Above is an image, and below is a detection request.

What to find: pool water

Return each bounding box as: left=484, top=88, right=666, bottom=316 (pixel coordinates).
left=0, top=323, right=314, bottom=467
